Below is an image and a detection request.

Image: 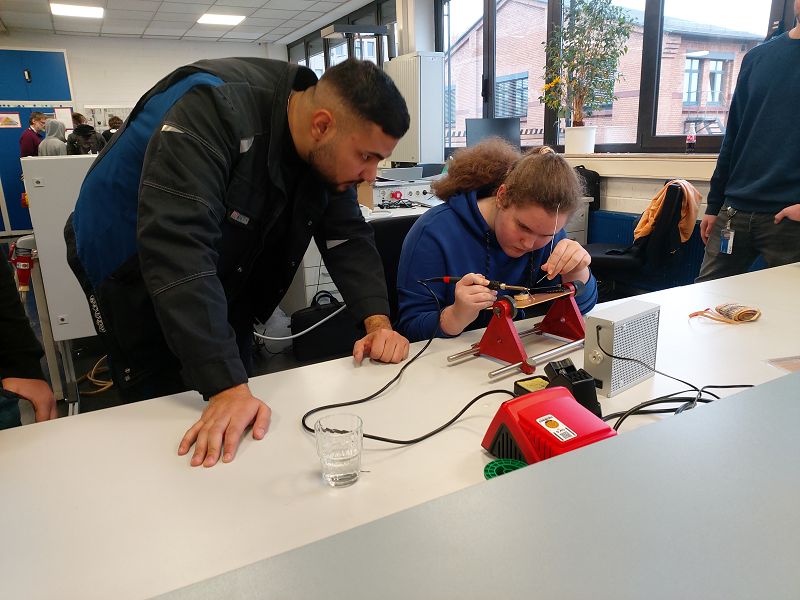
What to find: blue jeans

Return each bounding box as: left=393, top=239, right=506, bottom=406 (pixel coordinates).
left=0, top=392, right=22, bottom=429
left=696, top=204, right=800, bottom=282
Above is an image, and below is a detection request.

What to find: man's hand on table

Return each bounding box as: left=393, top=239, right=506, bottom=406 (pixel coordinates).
left=353, top=315, right=410, bottom=364
left=1, top=377, right=57, bottom=422
left=178, top=383, right=271, bottom=467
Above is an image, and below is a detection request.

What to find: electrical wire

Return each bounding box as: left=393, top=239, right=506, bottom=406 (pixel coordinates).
left=593, top=326, right=752, bottom=430
left=301, top=280, right=516, bottom=445
left=253, top=304, right=347, bottom=341
left=77, top=355, right=113, bottom=396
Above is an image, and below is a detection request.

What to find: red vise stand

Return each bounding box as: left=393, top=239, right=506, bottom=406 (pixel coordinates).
left=474, top=282, right=585, bottom=375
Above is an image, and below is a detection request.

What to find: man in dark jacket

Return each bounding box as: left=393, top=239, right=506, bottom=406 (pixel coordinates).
left=65, top=57, right=411, bottom=467
left=1, top=257, right=57, bottom=427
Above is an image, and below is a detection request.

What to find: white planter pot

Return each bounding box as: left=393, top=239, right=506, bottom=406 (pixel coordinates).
left=564, top=126, right=597, bottom=154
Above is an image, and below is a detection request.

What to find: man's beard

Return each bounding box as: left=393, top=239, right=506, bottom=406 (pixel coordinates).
left=308, top=141, right=359, bottom=192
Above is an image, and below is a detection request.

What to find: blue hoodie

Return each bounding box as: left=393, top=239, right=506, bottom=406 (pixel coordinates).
left=396, top=191, right=598, bottom=342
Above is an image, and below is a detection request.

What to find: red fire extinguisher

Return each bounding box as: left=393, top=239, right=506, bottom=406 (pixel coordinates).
left=8, top=242, right=34, bottom=292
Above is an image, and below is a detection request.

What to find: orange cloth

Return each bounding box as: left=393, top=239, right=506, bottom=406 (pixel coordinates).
left=633, top=179, right=702, bottom=242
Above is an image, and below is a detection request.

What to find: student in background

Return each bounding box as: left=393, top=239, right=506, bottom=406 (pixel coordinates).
left=102, top=116, right=123, bottom=143
left=38, top=119, right=68, bottom=156
left=19, top=112, right=46, bottom=157
left=396, top=140, right=598, bottom=342
left=67, top=123, right=106, bottom=155
left=0, top=257, right=57, bottom=428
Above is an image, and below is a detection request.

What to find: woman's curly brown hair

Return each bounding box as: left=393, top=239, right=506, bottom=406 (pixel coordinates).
left=432, top=138, right=520, bottom=200
left=432, top=138, right=583, bottom=214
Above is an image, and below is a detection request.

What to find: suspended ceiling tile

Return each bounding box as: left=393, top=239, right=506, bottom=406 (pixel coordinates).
left=312, top=2, right=345, bottom=11
left=212, top=0, right=268, bottom=7
left=221, top=31, right=262, bottom=40
left=251, top=8, right=300, bottom=19
left=102, top=19, right=150, bottom=35
left=152, top=12, right=198, bottom=23
left=181, top=36, right=223, bottom=42
left=144, top=21, right=193, bottom=36
left=184, top=24, right=232, bottom=37
left=0, top=12, right=53, bottom=29
left=104, top=9, right=157, bottom=20
left=158, top=2, right=212, bottom=16
left=142, top=34, right=182, bottom=39
left=245, top=17, right=286, bottom=27
left=105, top=0, right=162, bottom=10
left=230, top=25, right=273, bottom=33
left=52, top=16, right=102, bottom=33
left=270, top=25, right=295, bottom=34
left=266, top=0, right=317, bottom=10
left=2, top=0, right=52, bottom=13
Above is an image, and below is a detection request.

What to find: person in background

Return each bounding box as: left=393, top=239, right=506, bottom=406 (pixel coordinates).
left=19, top=112, right=47, bottom=157
left=396, top=140, right=598, bottom=342
left=38, top=119, right=68, bottom=156
left=65, top=57, right=410, bottom=468
left=102, top=115, right=123, bottom=143
left=0, top=256, right=57, bottom=428
left=696, top=0, right=800, bottom=281
left=67, top=123, right=106, bottom=155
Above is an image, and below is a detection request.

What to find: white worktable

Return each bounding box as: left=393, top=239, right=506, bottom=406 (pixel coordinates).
left=1, top=264, right=798, bottom=599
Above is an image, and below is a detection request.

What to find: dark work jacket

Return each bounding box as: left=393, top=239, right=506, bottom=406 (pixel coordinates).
left=65, top=58, right=389, bottom=397
left=0, top=258, right=44, bottom=381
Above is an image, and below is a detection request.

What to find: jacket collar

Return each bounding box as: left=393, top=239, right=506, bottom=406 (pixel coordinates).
left=267, top=63, right=318, bottom=193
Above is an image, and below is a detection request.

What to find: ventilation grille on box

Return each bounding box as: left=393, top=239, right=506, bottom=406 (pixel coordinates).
left=488, top=424, right=526, bottom=462
left=609, top=311, right=659, bottom=394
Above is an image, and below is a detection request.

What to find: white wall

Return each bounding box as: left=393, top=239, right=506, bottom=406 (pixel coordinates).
left=2, top=31, right=287, bottom=113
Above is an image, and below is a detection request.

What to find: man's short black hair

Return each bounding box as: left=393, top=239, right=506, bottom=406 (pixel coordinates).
left=320, top=58, right=410, bottom=139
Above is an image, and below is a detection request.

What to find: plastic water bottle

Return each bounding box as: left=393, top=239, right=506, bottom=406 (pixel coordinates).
left=686, top=122, right=697, bottom=154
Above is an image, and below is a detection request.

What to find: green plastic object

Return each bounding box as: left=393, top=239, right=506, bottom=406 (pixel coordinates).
left=483, top=458, right=528, bottom=480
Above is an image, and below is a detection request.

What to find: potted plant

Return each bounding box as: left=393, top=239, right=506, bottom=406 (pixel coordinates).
left=539, top=0, right=634, bottom=153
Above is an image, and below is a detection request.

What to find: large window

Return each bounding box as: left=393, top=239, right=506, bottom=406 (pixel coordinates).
left=495, top=0, right=547, bottom=145
left=328, top=38, right=349, bottom=67
left=708, top=59, right=725, bottom=105
left=683, top=58, right=700, bottom=105
left=443, top=0, right=484, bottom=148
left=494, top=73, right=528, bottom=119
left=308, top=37, right=324, bottom=77
left=654, top=0, right=771, bottom=139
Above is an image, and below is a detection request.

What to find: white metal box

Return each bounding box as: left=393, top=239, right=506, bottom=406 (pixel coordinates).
left=383, top=52, right=444, bottom=164
left=583, top=300, right=660, bottom=397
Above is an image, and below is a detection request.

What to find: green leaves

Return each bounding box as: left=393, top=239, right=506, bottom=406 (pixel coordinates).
left=539, top=0, right=634, bottom=126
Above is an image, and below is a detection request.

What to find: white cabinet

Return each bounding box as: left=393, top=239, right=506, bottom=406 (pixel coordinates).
left=564, top=197, right=592, bottom=245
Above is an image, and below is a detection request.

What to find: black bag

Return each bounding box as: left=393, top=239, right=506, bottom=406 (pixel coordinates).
left=290, top=291, right=362, bottom=362
left=574, top=165, right=601, bottom=211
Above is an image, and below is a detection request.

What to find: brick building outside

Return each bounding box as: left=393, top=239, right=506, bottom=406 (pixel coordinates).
left=445, top=0, right=762, bottom=147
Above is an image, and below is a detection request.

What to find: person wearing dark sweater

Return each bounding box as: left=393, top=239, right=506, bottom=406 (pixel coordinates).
left=697, top=10, right=800, bottom=282
left=0, top=256, right=56, bottom=427
left=396, top=141, right=598, bottom=342
left=19, top=112, right=46, bottom=157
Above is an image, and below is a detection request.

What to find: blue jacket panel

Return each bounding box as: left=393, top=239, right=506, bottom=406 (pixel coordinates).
left=396, top=191, right=597, bottom=342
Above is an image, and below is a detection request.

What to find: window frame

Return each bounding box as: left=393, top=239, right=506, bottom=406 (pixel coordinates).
left=439, top=0, right=790, bottom=154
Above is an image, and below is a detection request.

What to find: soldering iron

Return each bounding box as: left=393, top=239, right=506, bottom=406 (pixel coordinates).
left=425, top=276, right=530, bottom=293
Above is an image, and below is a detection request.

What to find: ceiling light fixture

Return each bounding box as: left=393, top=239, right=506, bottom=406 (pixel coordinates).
left=197, top=14, right=246, bottom=26
left=50, top=3, right=104, bottom=18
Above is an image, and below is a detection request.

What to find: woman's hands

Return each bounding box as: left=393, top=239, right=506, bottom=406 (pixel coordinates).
left=439, top=273, right=497, bottom=336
